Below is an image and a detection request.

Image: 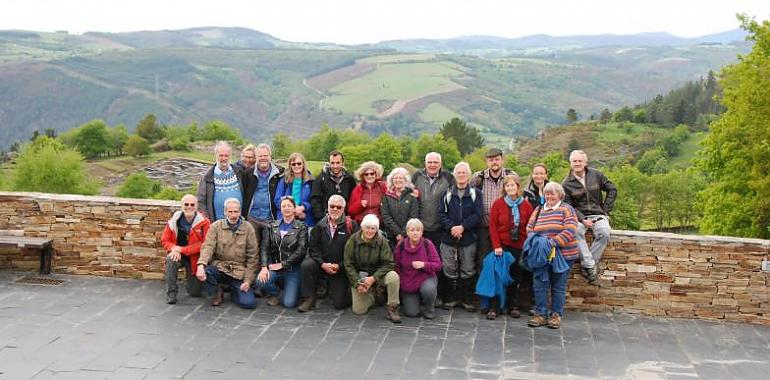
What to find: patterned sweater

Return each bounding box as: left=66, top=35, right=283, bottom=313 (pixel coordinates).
left=526, top=202, right=580, bottom=261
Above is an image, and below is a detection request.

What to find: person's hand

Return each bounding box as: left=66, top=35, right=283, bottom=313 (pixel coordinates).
left=196, top=265, right=206, bottom=281
left=167, top=250, right=181, bottom=262
left=583, top=219, right=594, bottom=228
left=240, top=281, right=251, bottom=292
left=412, top=189, right=420, bottom=198
left=451, top=225, right=464, bottom=239
left=268, top=263, right=283, bottom=271
left=295, top=205, right=305, bottom=213
left=321, top=263, right=337, bottom=275
left=396, top=234, right=403, bottom=242
left=494, top=247, right=503, bottom=256
left=364, top=276, right=375, bottom=287
left=296, top=211, right=306, bottom=219
left=356, top=284, right=368, bottom=294
left=258, top=267, right=270, bottom=283
left=412, top=261, right=425, bottom=269
left=361, top=199, right=368, bottom=208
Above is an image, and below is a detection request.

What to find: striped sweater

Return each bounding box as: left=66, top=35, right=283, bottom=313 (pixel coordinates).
left=526, top=202, right=579, bottom=260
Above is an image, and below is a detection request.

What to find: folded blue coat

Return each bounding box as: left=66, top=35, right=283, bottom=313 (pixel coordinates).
left=475, top=251, right=515, bottom=308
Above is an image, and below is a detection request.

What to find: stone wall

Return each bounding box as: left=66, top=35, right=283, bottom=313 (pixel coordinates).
left=1, top=191, right=768, bottom=325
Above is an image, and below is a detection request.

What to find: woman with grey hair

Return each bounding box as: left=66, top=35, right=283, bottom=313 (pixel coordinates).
left=394, top=219, right=442, bottom=318
left=381, top=167, right=419, bottom=248
left=349, top=161, right=387, bottom=224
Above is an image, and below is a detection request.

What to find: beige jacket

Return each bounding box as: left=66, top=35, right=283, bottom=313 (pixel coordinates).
left=199, top=218, right=259, bottom=285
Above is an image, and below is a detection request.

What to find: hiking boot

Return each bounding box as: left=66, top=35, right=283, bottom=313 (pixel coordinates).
left=442, top=300, right=458, bottom=310
left=266, top=295, right=280, bottom=306
left=297, top=296, right=316, bottom=312
left=386, top=304, right=402, bottom=324
left=547, top=314, right=562, bottom=329
left=211, top=288, right=224, bottom=306
left=528, top=314, right=547, bottom=327
left=508, top=307, right=521, bottom=319
left=486, top=310, right=497, bottom=320
left=166, top=292, right=178, bottom=305
left=581, top=266, right=598, bottom=285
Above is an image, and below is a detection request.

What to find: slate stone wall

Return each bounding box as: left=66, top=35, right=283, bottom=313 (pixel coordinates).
left=1, top=191, right=768, bottom=324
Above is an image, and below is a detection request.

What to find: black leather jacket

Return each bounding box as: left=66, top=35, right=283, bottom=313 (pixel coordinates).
left=561, top=167, right=617, bottom=221
left=260, top=219, right=307, bottom=269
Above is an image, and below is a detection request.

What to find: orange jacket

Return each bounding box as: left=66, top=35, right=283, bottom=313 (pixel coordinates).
left=161, top=211, right=211, bottom=270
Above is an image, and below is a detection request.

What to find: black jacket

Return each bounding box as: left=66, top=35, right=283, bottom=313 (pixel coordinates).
left=196, top=164, right=247, bottom=220
left=309, top=167, right=356, bottom=221
left=523, top=179, right=549, bottom=209
left=308, top=215, right=359, bottom=265
left=380, top=188, right=419, bottom=243
left=242, top=164, right=285, bottom=220
left=562, top=167, right=617, bottom=220
left=260, top=219, right=307, bottom=269
left=411, top=169, right=454, bottom=232
left=438, top=185, right=483, bottom=247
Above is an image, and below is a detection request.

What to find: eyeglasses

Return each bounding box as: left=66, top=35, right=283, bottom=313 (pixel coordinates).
left=291, top=162, right=303, bottom=167
left=328, top=204, right=343, bottom=210
left=183, top=203, right=196, bottom=206
left=364, top=172, right=376, bottom=177
left=280, top=196, right=294, bottom=201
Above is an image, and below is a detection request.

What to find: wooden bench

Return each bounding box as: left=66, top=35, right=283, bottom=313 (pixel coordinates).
left=0, top=230, right=54, bottom=274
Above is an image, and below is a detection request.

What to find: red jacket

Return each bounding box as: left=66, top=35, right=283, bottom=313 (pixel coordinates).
left=489, top=197, right=533, bottom=251
left=348, top=180, right=387, bottom=224
left=160, top=211, right=211, bottom=270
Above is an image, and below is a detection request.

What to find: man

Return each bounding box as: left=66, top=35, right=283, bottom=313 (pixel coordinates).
left=234, top=144, right=257, bottom=172
left=197, top=141, right=245, bottom=221
left=161, top=194, right=211, bottom=304
left=310, top=150, right=356, bottom=221
left=298, top=195, right=358, bottom=312
left=196, top=198, right=259, bottom=308
left=562, top=150, right=617, bottom=285
left=471, top=148, right=516, bottom=268
left=242, top=143, right=284, bottom=234
left=411, top=152, right=453, bottom=304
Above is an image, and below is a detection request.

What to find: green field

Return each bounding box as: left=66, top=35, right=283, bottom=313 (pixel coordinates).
left=669, top=132, right=706, bottom=168
left=323, top=61, right=465, bottom=116
left=418, top=102, right=461, bottom=124
left=359, top=54, right=436, bottom=64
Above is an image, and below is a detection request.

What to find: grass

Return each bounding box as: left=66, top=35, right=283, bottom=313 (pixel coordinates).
left=358, top=54, right=436, bottom=64
left=90, top=150, right=212, bottom=173
left=669, top=132, right=706, bottom=169
left=323, top=61, right=465, bottom=116
left=418, top=102, right=461, bottom=124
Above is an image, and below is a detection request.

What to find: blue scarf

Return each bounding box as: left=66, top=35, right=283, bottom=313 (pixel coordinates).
left=503, top=195, right=524, bottom=228
left=226, top=217, right=242, bottom=232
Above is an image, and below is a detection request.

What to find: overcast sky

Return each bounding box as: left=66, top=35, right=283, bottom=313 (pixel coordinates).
left=2, top=0, right=767, bottom=44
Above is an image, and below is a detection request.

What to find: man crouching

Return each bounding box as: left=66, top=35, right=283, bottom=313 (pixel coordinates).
left=196, top=198, right=259, bottom=308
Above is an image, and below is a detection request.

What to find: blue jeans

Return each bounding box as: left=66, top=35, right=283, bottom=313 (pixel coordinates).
left=533, top=260, right=574, bottom=317
left=204, top=266, right=257, bottom=309
left=255, top=265, right=301, bottom=308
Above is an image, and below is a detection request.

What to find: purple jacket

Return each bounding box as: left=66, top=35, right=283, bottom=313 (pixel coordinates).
left=394, top=237, right=442, bottom=293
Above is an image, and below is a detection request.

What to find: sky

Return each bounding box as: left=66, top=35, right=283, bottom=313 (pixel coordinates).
left=2, top=0, right=768, bottom=44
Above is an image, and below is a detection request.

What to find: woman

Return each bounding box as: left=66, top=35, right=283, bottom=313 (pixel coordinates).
left=349, top=161, right=387, bottom=224
left=438, top=162, right=483, bottom=312
left=343, top=214, right=402, bottom=323
left=394, top=219, right=442, bottom=319
left=274, top=152, right=315, bottom=227
left=524, top=163, right=549, bottom=208
left=381, top=167, right=419, bottom=248
left=256, top=196, right=308, bottom=308
left=485, top=174, right=533, bottom=319
left=525, top=182, right=579, bottom=329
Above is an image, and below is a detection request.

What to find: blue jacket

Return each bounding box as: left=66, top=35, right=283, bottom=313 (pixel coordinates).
left=438, top=185, right=483, bottom=246
left=523, top=232, right=571, bottom=283
left=274, top=173, right=315, bottom=227
left=475, top=251, right=515, bottom=308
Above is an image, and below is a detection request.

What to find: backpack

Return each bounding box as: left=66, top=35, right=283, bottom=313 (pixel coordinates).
left=443, top=187, right=477, bottom=212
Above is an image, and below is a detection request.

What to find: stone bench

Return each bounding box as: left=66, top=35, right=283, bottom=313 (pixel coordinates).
left=0, top=230, right=54, bottom=274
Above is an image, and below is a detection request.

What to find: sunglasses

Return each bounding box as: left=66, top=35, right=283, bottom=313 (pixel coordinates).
left=328, top=204, right=343, bottom=210
left=364, top=172, right=376, bottom=177
left=291, top=162, right=303, bottom=167
left=183, top=203, right=196, bottom=206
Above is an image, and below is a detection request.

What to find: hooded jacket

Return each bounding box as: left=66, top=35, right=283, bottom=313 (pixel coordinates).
left=309, top=165, right=356, bottom=220
left=273, top=171, right=316, bottom=227
left=160, top=211, right=211, bottom=270
left=380, top=187, right=419, bottom=243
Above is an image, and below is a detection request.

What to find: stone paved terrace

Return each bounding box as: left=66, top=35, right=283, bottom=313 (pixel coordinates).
left=1, top=272, right=770, bottom=380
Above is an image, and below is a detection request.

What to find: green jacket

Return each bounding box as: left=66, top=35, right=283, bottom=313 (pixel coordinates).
left=343, top=230, right=394, bottom=288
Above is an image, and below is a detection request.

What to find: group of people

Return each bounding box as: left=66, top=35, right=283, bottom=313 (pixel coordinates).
left=161, top=141, right=616, bottom=328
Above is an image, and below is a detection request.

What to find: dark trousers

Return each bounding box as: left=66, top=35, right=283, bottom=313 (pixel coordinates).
left=300, top=256, right=351, bottom=309
left=476, top=227, right=492, bottom=270
left=165, top=256, right=203, bottom=297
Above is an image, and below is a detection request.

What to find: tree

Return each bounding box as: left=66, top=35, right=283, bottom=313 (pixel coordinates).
left=200, top=120, right=243, bottom=143
left=606, top=165, right=646, bottom=230
left=12, top=136, right=99, bottom=195
left=698, top=15, right=770, bottom=238
left=439, top=118, right=484, bottom=156
left=272, top=133, right=292, bottom=159
left=125, top=135, right=151, bottom=157
left=73, top=120, right=111, bottom=158
left=613, top=106, right=634, bottom=123
left=566, top=108, right=578, bottom=124
left=116, top=172, right=162, bottom=199
left=636, top=147, right=669, bottom=175
left=599, top=108, right=612, bottom=124
left=108, top=124, right=129, bottom=156
left=136, top=114, right=165, bottom=143
left=410, top=133, right=462, bottom=169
